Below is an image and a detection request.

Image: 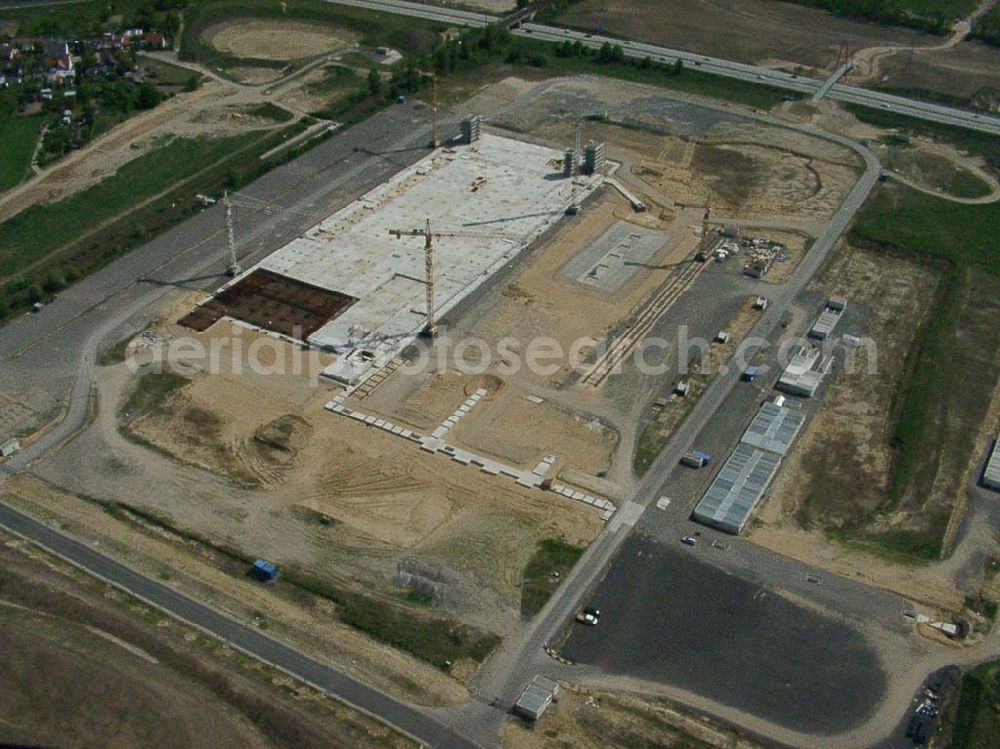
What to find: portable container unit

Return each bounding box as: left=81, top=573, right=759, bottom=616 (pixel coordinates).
left=251, top=559, right=279, bottom=582
left=681, top=450, right=711, bottom=468
left=982, top=438, right=1000, bottom=491
left=0, top=438, right=20, bottom=458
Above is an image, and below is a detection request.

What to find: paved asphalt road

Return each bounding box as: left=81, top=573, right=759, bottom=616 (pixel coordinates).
left=0, top=5, right=970, bottom=745
left=326, top=0, right=1000, bottom=135
left=474, top=105, right=883, bottom=717
left=0, top=104, right=491, bottom=749
left=0, top=490, right=481, bottom=749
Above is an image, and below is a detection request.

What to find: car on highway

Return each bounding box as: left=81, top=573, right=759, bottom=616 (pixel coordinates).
left=576, top=607, right=600, bottom=625
left=882, top=103, right=891, bottom=109
left=681, top=536, right=698, bottom=546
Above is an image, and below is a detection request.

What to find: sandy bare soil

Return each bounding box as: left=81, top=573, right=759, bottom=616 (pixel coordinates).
left=532, top=117, right=859, bottom=225
left=112, top=317, right=602, bottom=611
left=502, top=683, right=770, bottom=749
left=205, top=19, right=359, bottom=61
left=557, top=0, right=940, bottom=71
left=0, top=530, right=416, bottom=749
left=750, top=243, right=972, bottom=607
left=0, top=70, right=306, bottom=225
left=454, top=391, right=619, bottom=472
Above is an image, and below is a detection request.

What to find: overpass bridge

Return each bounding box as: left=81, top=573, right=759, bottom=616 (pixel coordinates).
left=501, top=4, right=536, bottom=28
left=812, top=61, right=854, bottom=102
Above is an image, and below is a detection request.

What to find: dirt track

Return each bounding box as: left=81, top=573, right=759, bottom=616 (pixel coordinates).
left=0, top=530, right=416, bottom=749
left=204, top=19, right=359, bottom=60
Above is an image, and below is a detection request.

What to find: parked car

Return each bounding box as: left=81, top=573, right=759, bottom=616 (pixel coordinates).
left=576, top=607, right=600, bottom=625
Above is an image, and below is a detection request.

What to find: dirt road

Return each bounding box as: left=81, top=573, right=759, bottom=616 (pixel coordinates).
left=851, top=0, right=999, bottom=83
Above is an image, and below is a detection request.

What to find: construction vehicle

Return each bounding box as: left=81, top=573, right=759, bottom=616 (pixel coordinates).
left=681, top=450, right=711, bottom=468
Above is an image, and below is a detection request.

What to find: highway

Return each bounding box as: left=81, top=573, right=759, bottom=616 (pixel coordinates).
left=325, top=0, right=1000, bottom=136
left=0, top=3, right=995, bottom=745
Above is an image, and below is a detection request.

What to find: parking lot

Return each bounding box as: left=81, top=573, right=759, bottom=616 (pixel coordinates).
left=561, top=534, right=889, bottom=735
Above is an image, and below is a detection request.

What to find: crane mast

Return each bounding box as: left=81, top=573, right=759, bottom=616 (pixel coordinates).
left=224, top=190, right=242, bottom=277
left=423, top=218, right=436, bottom=338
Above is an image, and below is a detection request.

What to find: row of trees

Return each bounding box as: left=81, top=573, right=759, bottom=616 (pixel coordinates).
left=972, top=9, right=1000, bottom=47
left=9, top=0, right=187, bottom=40
left=792, top=0, right=954, bottom=34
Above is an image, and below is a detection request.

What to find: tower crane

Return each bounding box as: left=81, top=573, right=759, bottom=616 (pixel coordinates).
left=223, top=190, right=240, bottom=277
left=220, top=191, right=313, bottom=277
left=387, top=221, right=509, bottom=338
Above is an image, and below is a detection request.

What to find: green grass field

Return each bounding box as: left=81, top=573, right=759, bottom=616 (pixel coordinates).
left=284, top=565, right=500, bottom=669
left=520, top=539, right=585, bottom=617
left=947, top=661, right=1000, bottom=748
left=0, top=116, right=42, bottom=193
left=0, top=122, right=305, bottom=319
left=847, top=183, right=1000, bottom=559
left=0, top=131, right=267, bottom=281
left=785, top=0, right=977, bottom=32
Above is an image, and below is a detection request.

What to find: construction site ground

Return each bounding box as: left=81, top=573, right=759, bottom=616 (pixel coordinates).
left=351, top=76, right=866, bottom=501
left=750, top=240, right=1000, bottom=615
left=0, top=528, right=417, bottom=749
left=0, top=73, right=922, bottom=724
left=501, top=683, right=769, bottom=749
left=633, top=295, right=765, bottom=475
left=15, top=287, right=602, bottom=696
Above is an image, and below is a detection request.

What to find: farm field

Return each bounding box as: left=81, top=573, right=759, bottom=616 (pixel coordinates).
left=556, top=0, right=941, bottom=70
left=0, top=125, right=301, bottom=318
left=555, top=0, right=1000, bottom=108
left=0, top=528, right=417, bottom=749
left=0, top=116, right=41, bottom=193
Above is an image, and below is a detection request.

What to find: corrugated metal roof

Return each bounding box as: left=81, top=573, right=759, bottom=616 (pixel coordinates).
left=776, top=370, right=823, bottom=398
left=693, top=444, right=781, bottom=534
left=515, top=685, right=553, bottom=716
left=809, top=309, right=842, bottom=339
left=741, top=402, right=806, bottom=456
left=984, top=439, right=1000, bottom=489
